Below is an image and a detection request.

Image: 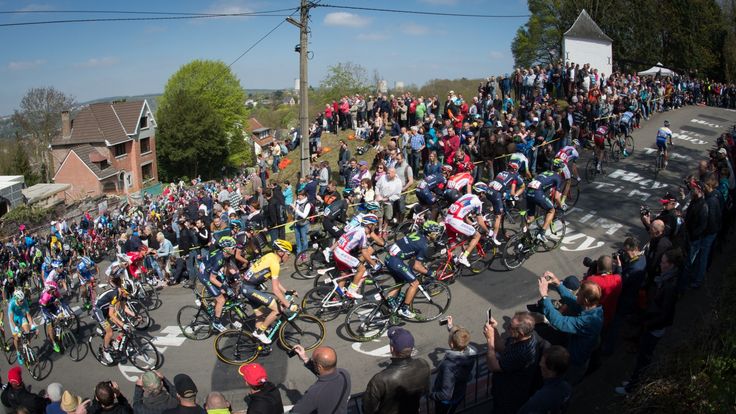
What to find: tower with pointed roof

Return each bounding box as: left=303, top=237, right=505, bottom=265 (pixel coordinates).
left=563, top=9, right=613, bottom=76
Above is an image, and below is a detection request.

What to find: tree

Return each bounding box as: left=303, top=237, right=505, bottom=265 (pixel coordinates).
left=157, top=60, right=249, bottom=177
left=10, top=139, right=39, bottom=186
left=156, top=88, right=228, bottom=180
left=319, top=62, right=369, bottom=101
left=12, top=87, right=75, bottom=182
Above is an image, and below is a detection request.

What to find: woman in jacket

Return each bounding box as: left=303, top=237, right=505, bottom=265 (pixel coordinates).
left=430, top=317, right=477, bottom=414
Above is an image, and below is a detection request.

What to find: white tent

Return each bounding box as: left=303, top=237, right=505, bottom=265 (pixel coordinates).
left=638, top=63, right=677, bottom=77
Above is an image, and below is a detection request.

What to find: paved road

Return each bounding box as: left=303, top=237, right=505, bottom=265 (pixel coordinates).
left=4, top=105, right=734, bottom=410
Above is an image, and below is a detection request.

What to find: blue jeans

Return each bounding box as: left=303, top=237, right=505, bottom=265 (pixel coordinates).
left=295, top=223, right=309, bottom=255
left=185, top=253, right=198, bottom=284
left=686, top=233, right=716, bottom=287
left=145, top=256, right=163, bottom=280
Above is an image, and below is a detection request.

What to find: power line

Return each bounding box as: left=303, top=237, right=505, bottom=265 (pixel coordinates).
left=316, top=4, right=530, bottom=18
left=0, top=10, right=296, bottom=27
left=0, top=8, right=297, bottom=15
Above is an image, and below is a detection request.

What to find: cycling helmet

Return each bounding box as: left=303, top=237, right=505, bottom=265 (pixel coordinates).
left=360, top=214, right=379, bottom=226
left=473, top=182, right=490, bottom=194
left=273, top=239, right=293, bottom=253
left=663, top=120, right=670, bottom=127
left=572, top=139, right=580, bottom=147
left=342, top=188, right=354, bottom=197
left=442, top=165, right=454, bottom=174
left=363, top=201, right=381, bottom=212
left=443, top=188, right=461, bottom=203
left=230, top=219, right=242, bottom=229
left=13, top=290, right=24, bottom=302
left=51, top=259, right=62, bottom=268
left=422, top=220, right=443, bottom=237
left=219, top=236, right=237, bottom=249
left=552, top=158, right=565, bottom=171
left=507, top=161, right=520, bottom=171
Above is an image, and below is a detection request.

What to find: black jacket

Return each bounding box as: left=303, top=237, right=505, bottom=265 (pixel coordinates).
left=88, top=393, right=133, bottom=414
left=363, top=357, right=430, bottom=414
left=429, top=347, right=477, bottom=404
left=704, top=190, right=722, bottom=235
left=178, top=227, right=196, bottom=255
left=244, top=382, right=283, bottom=414
left=266, top=197, right=285, bottom=227
left=132, top=379, right=178, bottom=414
left=643, top=269, right=679, bottom=331
left=1, top=384, right=48, bottom=414
left=685, top=197, right=709, bottom=241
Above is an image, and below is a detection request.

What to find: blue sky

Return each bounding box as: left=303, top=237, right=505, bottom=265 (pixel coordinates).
left=0, top=0, right=529, bottom=115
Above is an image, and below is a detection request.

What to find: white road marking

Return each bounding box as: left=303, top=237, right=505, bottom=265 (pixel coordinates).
left=690, top=118, right=721, bottom=128
left=117, top=325, right=186, bottom=381
left=351, top=332, right=391, bottom=357
left=642, top=147, right=693, bottom=161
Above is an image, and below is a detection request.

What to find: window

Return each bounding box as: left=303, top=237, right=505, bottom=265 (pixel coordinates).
left=142, top=163, right=153, bottom=181
left=98, top=160, right=109, bottom=170
left=113, top=143, right=127, bottom=157
left=140, top=116, right=148, bottom=129
left=140, top=137, right=151, bottom=154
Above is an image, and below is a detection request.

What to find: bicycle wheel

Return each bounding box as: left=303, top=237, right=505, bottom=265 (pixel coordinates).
left=88, top=333, right=115, bottom=367
left=177, top=305, right=213, bottom=340
left=139, top=282, right=161, bottom=311
left=294, top=247, right=324, bottom=279
left=213, top=329, right=260, bottom=365
left=61, top=330, right=87, bottom=361
left=2, top=336, right=15, bottom=364
left=610, top=141, right=621, bottom=162
left=279, top=315, right=326, bottom=351
left=344, top=302, right=391, bottom=342
left=126, top=335, right=161, bottom=370
left=503, top=207, right=523, bottom=229
left=409, top=280, right=451, bottom=322
left=429, top=258, right=458, bottom=283
left=28, top=350, right=52, bottom=381
left=128, top=301, right=152, bottom=330
left=535, top=215, right=567, bottom=251
left=585, top=159, right=598, bottom=183
left=625, top=135, right=635, bottom=155
left=502, top=232, right=532, bottom=270
left=466, top=239, right=492, bottom=275
left=301, top=286, right=350, bottom=322
left=566, top=182, right=581, bottom=209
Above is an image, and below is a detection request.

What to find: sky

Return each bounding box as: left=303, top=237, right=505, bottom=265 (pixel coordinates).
left=0, top=0, right=530, bottom=115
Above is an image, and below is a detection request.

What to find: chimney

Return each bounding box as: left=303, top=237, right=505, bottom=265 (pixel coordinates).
left=61, top=111, right=71, bottom=139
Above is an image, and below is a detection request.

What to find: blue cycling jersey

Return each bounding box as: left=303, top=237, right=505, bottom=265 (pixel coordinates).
left=491, top=171, right=523, bottom=193
left=416, top=174, right=446, bottom=193
left=388, top=232, right=429, bottom=262
left=527, top=171, right=563, bottom=193
left=656, top=127, right=672, bottom=141
left=8, top=299, right=29, bottom=320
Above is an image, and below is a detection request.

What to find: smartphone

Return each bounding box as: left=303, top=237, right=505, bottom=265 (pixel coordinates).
left=439, top=317, right=449, bottom=326
left=487, top=307, right=493, bottom=323
left=286, top=349, right=297, bottom=358
left=544, top=274, right=553, bottom=282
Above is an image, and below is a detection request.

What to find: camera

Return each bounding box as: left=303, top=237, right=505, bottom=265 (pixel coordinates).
left=611, top=249, right=625, bottom=262
left=286, top=348, right=297, bottom=358
left=639, top=205, right=650, bottom=216
left=438, top=317, right=449, bottom=326
left=583, top=256, right=597, bottom=276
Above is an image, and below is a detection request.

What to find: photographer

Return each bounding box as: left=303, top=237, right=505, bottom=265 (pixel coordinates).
left=582, top=256, right=622, bottom=330
left=640, top=192, right=680, bottom=245
left=643, top=219, right=672, bottom=287
left=614, top=237, right=647, bottom=318
left=429, top=316, right=477, bottom=414
left=291, top=345, right=351, bottom=414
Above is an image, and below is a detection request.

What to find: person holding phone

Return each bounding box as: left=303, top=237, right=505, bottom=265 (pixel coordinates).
left=429, top=316, right=477, bottom=414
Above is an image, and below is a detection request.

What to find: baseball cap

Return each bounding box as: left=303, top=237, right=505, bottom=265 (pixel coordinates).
left=387, top=327, right=414, bottom=351
left=8, top=366, right=22, bottom=386
left=358, top=160, right=368, bottom=166
left=173, top=374, right=198, bottom=398
left=718, top=147, right=727, bottom=155
left=141, top=371, right=162, bottom=390
left=239, top=363, right=268, bottom=386
left=563, top=275, right=581, bottom=291
left=659, top=192, right=677, bottom=204
left=47, top=383, right=64, bottom=402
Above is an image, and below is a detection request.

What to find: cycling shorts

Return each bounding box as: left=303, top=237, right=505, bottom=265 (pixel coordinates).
left=593, top=134, right=605, bottom=148
left=445, top=217, right=477, bottom=238
left=526, top=191, right=554, bottom=215
left=334, top=248, right=360, bottom=272
left=41, top=304, right=60, bottom=324
left=560, top=164, right=571, bottom=180
left=416, top=190, right=437, bottom=206
left=205, top=281, right=223, bottom=298
left=386, top=256, right=417, bottom=283
left=240, top=284, right=275, bottom=308
left=656, top=137, right=668, bottom=150
left=488, top=191, right=504, bottom=216
left=92, top=307, right=111, bottom=328
left=11, top=316, right=28, bottom=335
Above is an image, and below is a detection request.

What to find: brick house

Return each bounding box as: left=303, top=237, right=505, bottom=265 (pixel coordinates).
left=51, top=100, right=158, bottom=198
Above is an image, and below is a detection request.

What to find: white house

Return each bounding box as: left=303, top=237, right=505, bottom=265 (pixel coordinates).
left=563, top=9, right=613, bottom=76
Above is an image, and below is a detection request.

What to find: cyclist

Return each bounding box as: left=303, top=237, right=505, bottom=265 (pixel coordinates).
left=45, top=259, right=69, bottom=293
left=76, top=255, right=98, bottom=311
left=487, top=161, right=526, bottom=245
left=384, top=221, right=443, bottom=319
left=240, top=239, right=296, bottom=345
left=200, top=236, right=239, bottom=333
left=338, top=214, right=385, bottom=299
left=1, top=269, right=18, bottom=303
left=39, top=281, right=67, bottom=353
left=525, top=159, right=566, bottom=243
left=92, top=276, right=134, bottom=364
left=416, top=169, right=449, bottom=220
left=656, top=120, right=674, bottom=168
left=7, top=290, right=36, bottom=365
left=509, top=148, right=533, bottom=179
left=446, top=169, right=474, bottom=194
left=444, top=184, right=490, bottom=268
left=230, top=220, right=251, bottom=270
left=592, top=123, right=609, bottom=172
left=554, top=141, right=580, bottom=204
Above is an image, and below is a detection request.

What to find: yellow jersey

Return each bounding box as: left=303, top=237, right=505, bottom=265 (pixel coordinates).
left=243, top=253, right=280, bottom=284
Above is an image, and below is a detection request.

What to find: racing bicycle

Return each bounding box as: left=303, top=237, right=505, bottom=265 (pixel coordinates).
left=88, top=325, right=161, bottom=370
left=177, top=289, right=253, bottom=340
left=502, top=211, right=567, bottom=269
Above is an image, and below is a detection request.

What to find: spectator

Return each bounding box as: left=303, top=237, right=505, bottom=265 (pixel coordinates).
left=644, top=219, right=672, bottom=286
left=429, top=316, right=477, bottom=414
left=89, top=381, right=133, bottom=414
left=61, top=391, right=89, bottom=414
left=641, top=192, right=680, bottom=243
left=684, top=179, right=710, bottom=288
left=178, top=219, right=198, bottom=289
left=583, top=255, right=622, bottom=328
left=264, top=188, right=286, bottom=246
left=423, top=150, right=442, bottom=178
left=616, top=249, right=682, bottom=395
left=203, top=393, right=231, bottom=414
left=484, top=312, right=543, bottom=413
left=238, top=363, right=283, bottom=414
left=375, top=167, right=402, bottom=236
left=291, top=345, right=352, bottom=414
left=517, top=346, right=572, bottom=414
left=363, top=327, right=430, bottom=414
left=133, top=371, right=178, bottom=414
left=1, top=366, right=48, bottom=414
left=538, top=275, right=604, bottom=385
left=46, top=383, right=64, bottom=414
left=293, top=190, right=312, bottom=262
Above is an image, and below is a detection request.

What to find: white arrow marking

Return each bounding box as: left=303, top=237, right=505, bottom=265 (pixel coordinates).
left=118, top=364, right=143, bottom=382
left=560, top=232, right=605, bottom=252
left=351, top=332, right=391, bottom=357
left=152, top=326, right=186, bottom=347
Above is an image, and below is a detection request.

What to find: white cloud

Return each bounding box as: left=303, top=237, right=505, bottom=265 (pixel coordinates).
left=418, top=0, right=459, bottom=5
left=205, top=0, right=253, bottom=15
left=17, top=3, right=53, bottom=12
left=75, top=57, right=120, bottom=68
left=489, top=51, right=504, bottom=59
left=402, top=23, right=430, bottom=36
left=357, top=32, right=389, bottom=41
left=7, top=59, right=46, bottom=70
left=324, top=12, right=371, bottom=28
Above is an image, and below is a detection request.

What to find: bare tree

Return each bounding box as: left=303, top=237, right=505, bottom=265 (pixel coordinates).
left=12, top=87, right=75, bottom=182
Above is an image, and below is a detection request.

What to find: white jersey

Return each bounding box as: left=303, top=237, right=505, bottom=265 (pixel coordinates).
left=446, top=194, right=483, bottom=221
left=336, top=227, right=368, bottom=252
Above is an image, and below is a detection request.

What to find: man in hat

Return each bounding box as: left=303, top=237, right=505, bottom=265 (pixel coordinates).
left=362, top=327, right=430, bottom=414
left=641, top=191, right=680, bottom=242
left=61, top=391, right=89, bottom=414
left=162, top=374, right=204, bottom=414
left=133, top=371, right=178, bottom=414
left=1, top=366, right=47, bottom=414
left=239, top=363, right=283, bottom=414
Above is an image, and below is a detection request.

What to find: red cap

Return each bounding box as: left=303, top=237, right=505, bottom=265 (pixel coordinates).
left=8, top=366, right=22, bottom=386
left=238, top=363, right=268, bottom=386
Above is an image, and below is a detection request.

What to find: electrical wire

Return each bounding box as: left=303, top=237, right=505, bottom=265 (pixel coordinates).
left=0, top=8, right=297, bottom=15
left=316, top=4, right=529, bottom=18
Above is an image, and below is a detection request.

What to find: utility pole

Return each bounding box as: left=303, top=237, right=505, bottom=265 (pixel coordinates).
left=297, top=0, right=310, bottom=178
